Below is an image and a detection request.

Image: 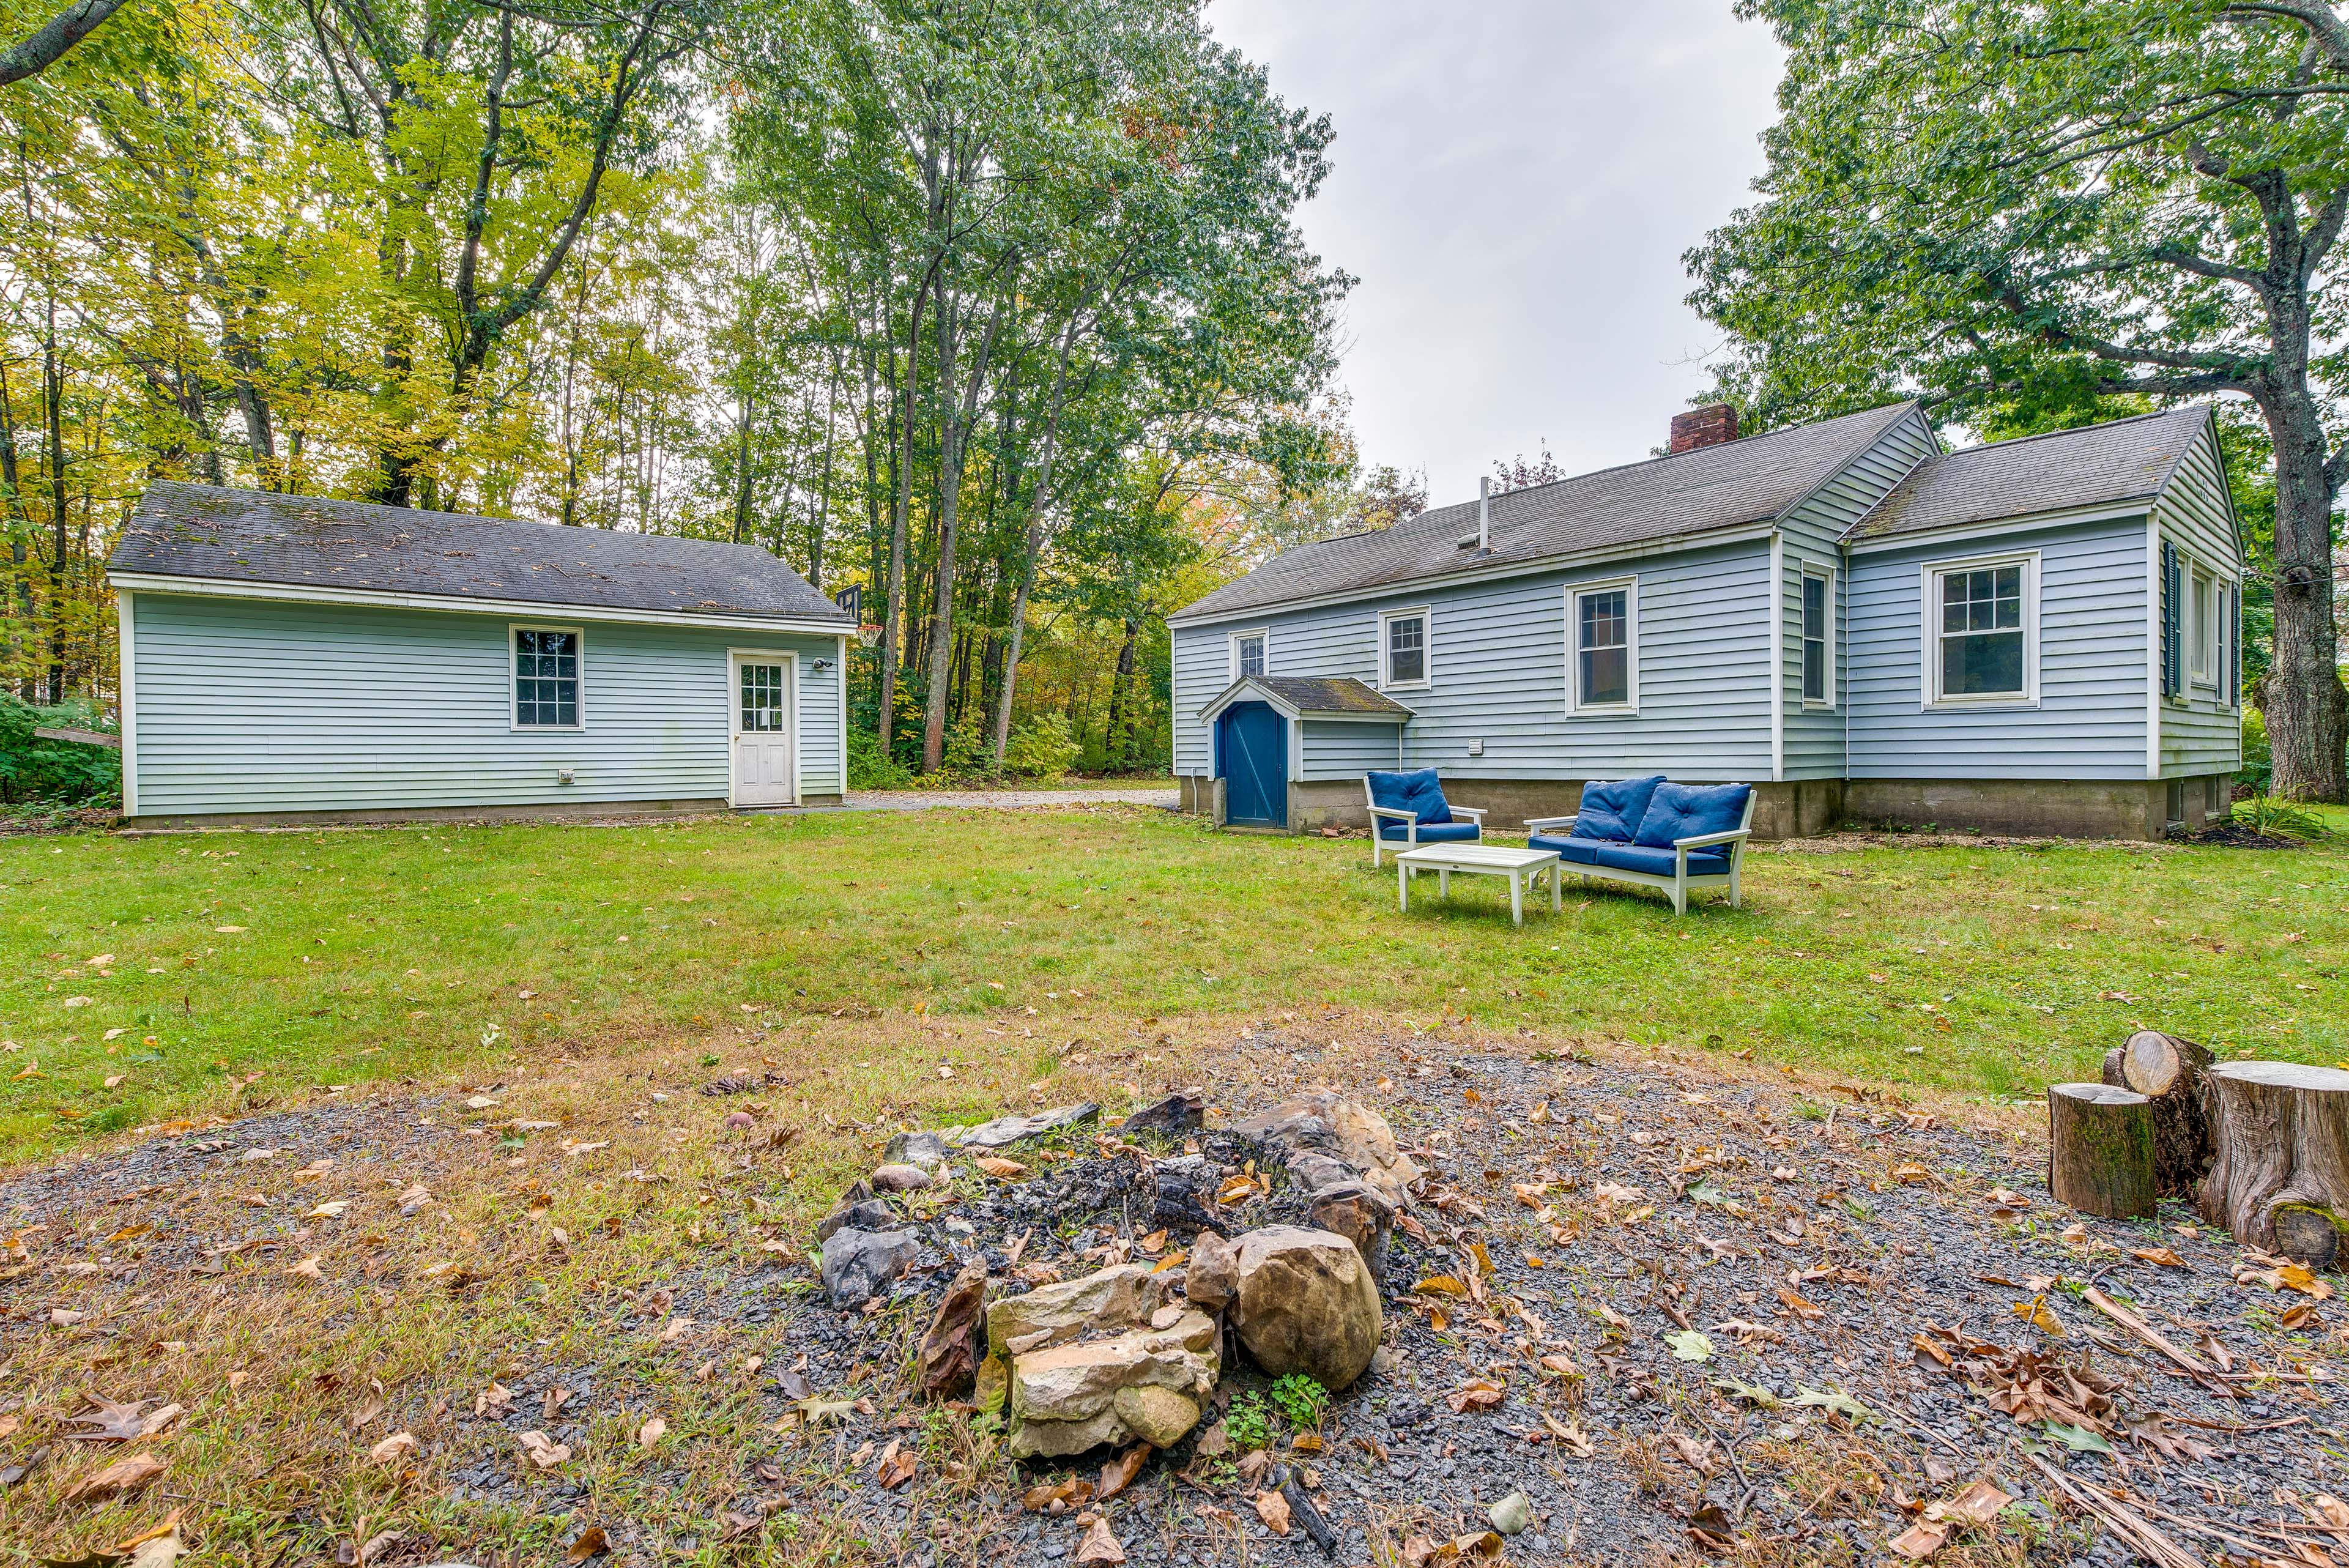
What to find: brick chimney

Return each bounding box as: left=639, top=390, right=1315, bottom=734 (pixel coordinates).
left=1669, top=403, right=1739, bottom=454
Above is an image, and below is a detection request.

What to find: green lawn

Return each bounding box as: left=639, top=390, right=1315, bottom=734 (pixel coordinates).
left=4, top=806, right=2345, bottom=1167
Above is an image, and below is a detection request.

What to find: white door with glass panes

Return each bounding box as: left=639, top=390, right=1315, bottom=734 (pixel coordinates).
left=729, top=652, right=797, bottom=806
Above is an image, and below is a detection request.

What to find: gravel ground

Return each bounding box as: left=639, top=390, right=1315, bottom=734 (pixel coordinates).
left=6, top=1036, right=2345, bottom=1567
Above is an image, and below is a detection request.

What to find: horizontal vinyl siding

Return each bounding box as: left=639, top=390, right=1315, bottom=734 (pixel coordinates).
left=1779, top=411, right=1939, bottom=781
left=128, top=593, right=843, bottom=816
left=1170, top=626, right=1230, bottom=776
left=1175, top=540, right=1776, bottom=785
left=1846, top=519, right=2149, bottom=779
left=2154, top=426, right=2246, bottom=778
left=1301, top=720, right=1403, bottom=781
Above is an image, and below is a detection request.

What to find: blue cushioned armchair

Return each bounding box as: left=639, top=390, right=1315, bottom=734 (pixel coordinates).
left=1525, top=778, right=1755, bottom=916
left=1364, top=769, right=1485, bottom=868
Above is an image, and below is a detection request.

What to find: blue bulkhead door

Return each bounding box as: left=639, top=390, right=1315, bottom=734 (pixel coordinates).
left=1217, top=702, right=1286, bottom=828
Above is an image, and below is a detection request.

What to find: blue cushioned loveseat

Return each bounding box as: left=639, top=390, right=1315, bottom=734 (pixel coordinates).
left=1524, top=776, right=1755, bottom=916
left=1363, top=768, right=1487, bottom=868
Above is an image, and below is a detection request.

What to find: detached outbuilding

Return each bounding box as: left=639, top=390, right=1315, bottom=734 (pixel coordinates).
left=108, top=483, right=855, bottom=826
left=1171, top=403, right=2245, bottom=841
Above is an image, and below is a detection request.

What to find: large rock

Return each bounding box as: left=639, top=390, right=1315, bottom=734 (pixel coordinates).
left=1223, top=1226, right=1382, bottom=1391
left=975, top=1263, right=1174, bottom=1413
left=870, top=1163, right=933, bottom=1193
left=944, top=1102, right=1100, bottom=1150
left=883, top=1130, right=952, bottom=1172
left=1230, top=1088, right=1422, bottom=1206
left=815, top=1197, right=898, bottom=1244
left=820, top=1227, right=918, bottom=1309
left=1121, top=1089, right=1206, bottom=1138
left=918, top=1263, right=989, bottom=1399
left=1306, top=1181, right=1395, bottom=1285
left=1006, top=1309, right=1219, bottom=1458
left=1182, top=1231, right=1240, bottom=1313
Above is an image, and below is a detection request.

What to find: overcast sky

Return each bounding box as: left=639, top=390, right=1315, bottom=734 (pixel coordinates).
left=1205, top=1, right=1787, bottom=507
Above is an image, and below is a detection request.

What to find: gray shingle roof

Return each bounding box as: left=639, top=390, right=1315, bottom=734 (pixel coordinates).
left=1242, top=675, right=1412, bottom=719
left=1849, top=406, right=2211, bottom=543
left=1172, top=401, right=1923, bottom=622
left=110, top=481, right=855, bottom=626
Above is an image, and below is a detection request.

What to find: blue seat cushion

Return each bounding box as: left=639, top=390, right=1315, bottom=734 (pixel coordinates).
left=1570, top=775, right=1666, bottom=842
left=1633, top=782, right=1752, bottom=850
left=1527, top=834, right=1575, bottom=856
left=1367, top=767, right=1452, bottom=826
left=1378, top=819, right=1481, bottom=843
left=1557, top=840, right=1732, bottom=878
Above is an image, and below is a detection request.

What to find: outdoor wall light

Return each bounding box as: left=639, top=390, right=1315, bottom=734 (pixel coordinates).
left=812, top=658, right=835, bottom=673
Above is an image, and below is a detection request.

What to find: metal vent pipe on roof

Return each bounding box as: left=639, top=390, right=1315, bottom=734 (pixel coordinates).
left=1479, top=477, right=1490, bottom=552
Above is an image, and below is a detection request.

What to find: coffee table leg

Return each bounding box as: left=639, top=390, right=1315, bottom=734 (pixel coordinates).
left=1397, top=860, right=1408, bottom=913
left=1439, top=868, right=1450, bottom=899
left=1551, top=860, right=1562, bottom=913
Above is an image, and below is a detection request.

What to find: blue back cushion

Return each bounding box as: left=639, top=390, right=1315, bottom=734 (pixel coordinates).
left=1570, top=775, right=1664, bottom=842
left=1366, top=768, right=1451, bottom=825
left=1633, top=782, right=1751, bottom=849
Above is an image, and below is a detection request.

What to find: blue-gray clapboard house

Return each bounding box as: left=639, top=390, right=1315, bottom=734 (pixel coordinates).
left=1171, top=403, right=2244, bottom=841
left=108, top=483, right=855, bottom=825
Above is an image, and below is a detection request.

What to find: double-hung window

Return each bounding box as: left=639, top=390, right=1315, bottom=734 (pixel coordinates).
left=513, top=626, right=582, bottom=728
left=1924, top=553, right=2036, bottom=707
left=1800, top=565, right=1833, bottom=707
left=2189, top=567, right=2218, bottom=686
left=1379, top=608, right=1429, bottom=689
left=1568, top=579, right=1636, bottom=712
left=1231, top=629, right=1267, bottom=682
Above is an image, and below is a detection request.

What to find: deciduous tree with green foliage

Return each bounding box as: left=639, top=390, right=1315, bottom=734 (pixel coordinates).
left=1688, top=0, right=2349, bottom=800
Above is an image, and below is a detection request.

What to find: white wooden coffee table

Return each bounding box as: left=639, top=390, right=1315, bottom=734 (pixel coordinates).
left=1395, top=843, right=1561, bottom=927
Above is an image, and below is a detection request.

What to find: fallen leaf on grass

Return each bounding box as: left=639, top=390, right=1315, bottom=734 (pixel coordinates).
left=1254, top=1488, right=1292, bottom=1535
left=636, top=1417, right=667, bottom=1448
left=63, top=1452, right=167, bottom=1501
left=2130, top=1246, right=2189, bottom=1270
left=1927, top=1479, right=2014, bottom=1528
left=975, top=1156, right=1029, bottom=1180
left=365, top=1432, right=418, bottom=1466
left=1022, top=1476, right=1096, bottom=1514
left=1668, top=1435, right=1717, bottom=1473
left=288, top=1255, right=323, bottom=1280
left=1776, top=1287, right=1824, bottom=1321
left=2012, top=1295, right=2065, bottom=1336
left=875, top=1440, right=916, bottom=1490
left=1664, top=1329, right=1713, bottom=1362
left=65, top=1396, right=178, bottom=1442
left=1414, top=1276, right=1468, bottom=1296
left=1447, top=1378, right=1504, bottom=1413
left=1097, top=1442, right=1149, bottom=1503
left=562, top=1526, right=609, bottom=1563
left=476, top=1383, right=513, bottom=1417
left=1075, top=1518, right=1126, bottom=1564
left=518, top=1431, right=570, bottom=1468
left=1890, top=1519, right=1950, bottom=1559
left=1539, top=1411, right=1594, bottom=1455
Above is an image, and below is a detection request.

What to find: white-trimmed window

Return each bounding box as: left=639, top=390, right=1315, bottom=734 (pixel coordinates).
left=1924, top=552, right=2038, bottom=707
left=1800, top=563, right=1834, bottom=708
left=1567, top=578, right=1637, bottom=712
left=512, top=625, right=582, bottom=729
left=1230, top=628, right=1268, bottom=682
left=1379, top=607, right=1430, bottom=689
left=2189, top=567, right=2217, bottom=685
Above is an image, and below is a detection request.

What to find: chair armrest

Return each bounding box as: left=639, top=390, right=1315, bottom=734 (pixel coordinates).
left=1524, top=815, right=1578, bottom=833
left=1449, top=806, right=1487, bottom=824
left=1673, top=828, right=1752, bottom=851
left=1367, top=805, right=1417, bottom=822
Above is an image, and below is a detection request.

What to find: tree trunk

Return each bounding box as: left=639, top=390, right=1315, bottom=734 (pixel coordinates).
left=2099, top=1030, right=2215, bottom=1198
left=878, top=294, right=923, bottom=759
left=2262, top=397, right=2348, bottom=802
left=2199, top=1061, right=2349, bottom=1269
left=2049, top=1082, right=2158, bottom=1220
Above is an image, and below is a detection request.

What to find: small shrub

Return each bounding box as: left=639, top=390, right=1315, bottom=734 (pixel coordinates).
left=1224, top=1389, right=1271, bottom=1452
left=2241, top=708, right=2273, bottom=795
left=1269, top=1373, right=1328, bottom=1430
left=2232, top=795, right=2331, bottom=842
left=847, top=726, right=915, bottom=790
left=0, top=694, right=121, bottom=806
left=942, top=717, right=993, bottom=779
left=1002, top=712, right=1080, bottom=782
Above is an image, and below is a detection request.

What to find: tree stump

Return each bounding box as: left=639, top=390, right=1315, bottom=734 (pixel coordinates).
left=2197, top=1061, right=2349, bottom=1269
left=2099, top=1030, right=2216, bottom=1197
left=2049, top=1083, right=2158, bottom=1219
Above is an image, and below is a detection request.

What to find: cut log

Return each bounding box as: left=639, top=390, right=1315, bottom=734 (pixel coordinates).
left=2197, top=1061, right=2349, bottom=1269
left=2048, top=1083, right=2158, bottom=1219
left=2099, top=1030, right=2216, bottom=1198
